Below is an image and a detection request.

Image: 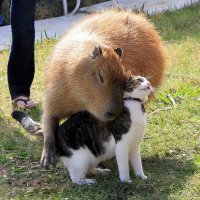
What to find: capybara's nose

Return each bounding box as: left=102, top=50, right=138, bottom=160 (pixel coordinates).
left=105, top=104, right=123, bottom=120
left=105, top=111, right=116, bottom=120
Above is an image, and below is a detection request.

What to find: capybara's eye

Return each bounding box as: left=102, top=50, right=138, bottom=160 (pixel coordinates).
left=98, top=69, right=104, bottom=83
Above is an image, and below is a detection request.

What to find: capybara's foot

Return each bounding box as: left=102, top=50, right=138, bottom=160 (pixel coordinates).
left=40, top=148, right=56, bottom=169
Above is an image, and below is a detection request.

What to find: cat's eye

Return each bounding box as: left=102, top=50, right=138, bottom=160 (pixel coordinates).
left=138, top=78, right=144, bottom=82
left=98, top=69, right=104, bottom=83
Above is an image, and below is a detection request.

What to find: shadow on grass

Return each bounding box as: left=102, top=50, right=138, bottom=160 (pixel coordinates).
left=85, top=157, right=196, bottom=200
left=0, top=116, right=43, bottom=177
left=51, top=156, right=197, bottom=200
left=0, top=101, right=43, bottom=169
left=0, top=114, right=197, bottom=199
left=0, top=100, right=42, bottom=178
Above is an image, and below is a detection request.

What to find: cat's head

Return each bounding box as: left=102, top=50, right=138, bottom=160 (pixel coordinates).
left=124, top=70, right=152, bottom=103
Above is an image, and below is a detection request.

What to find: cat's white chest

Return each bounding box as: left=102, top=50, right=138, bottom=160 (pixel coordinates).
left=122, top=101, right=146, bottom=146
left=125, top=101, right=146, bottom=124
left=101, top=134, right=115, bottom=160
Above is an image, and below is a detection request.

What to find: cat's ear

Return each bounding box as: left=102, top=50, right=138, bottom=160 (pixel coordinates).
left=114, top=47, right=123, bottom=57
left=91, top=46, right=102, bottom=59
left=124, top=70, right=132, bottom=80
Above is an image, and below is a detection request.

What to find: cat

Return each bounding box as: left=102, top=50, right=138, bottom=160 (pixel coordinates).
left=56, top=74, right=152, bottom=185
left=11, top=74, right=152, bottom=185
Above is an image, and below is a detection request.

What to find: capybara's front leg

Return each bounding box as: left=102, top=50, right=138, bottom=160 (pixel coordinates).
left=40, top=113, right=59, bottom=168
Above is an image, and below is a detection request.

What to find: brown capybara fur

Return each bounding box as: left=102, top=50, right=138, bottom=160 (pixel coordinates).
left=41, top=10, right=166, bottom=167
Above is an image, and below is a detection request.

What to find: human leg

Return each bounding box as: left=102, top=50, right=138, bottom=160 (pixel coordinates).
left=7, top=0, right=36, bottom=106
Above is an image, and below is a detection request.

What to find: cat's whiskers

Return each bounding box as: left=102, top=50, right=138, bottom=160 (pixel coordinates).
left=151, top=86, right=158, bottom=93
left=145, top=74, right=152, bottom=81
left=150, top=87, right=160, bottom=100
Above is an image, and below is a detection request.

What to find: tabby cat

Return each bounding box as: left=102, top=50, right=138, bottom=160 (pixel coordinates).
left=56, top=74, right=152, bottom=185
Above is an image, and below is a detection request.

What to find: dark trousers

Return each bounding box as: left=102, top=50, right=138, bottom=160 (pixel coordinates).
left=7, top=0, right=36, bottom=100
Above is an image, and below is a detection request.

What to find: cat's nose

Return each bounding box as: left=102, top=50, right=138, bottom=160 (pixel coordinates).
left=146, top=82, right=152, bottom=90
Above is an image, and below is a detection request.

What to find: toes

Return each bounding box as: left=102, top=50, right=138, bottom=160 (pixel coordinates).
left=84, top=179, right=96, bottom=185
left=12, top=96, right=37, bottom=110
left=26, top=100, right=37, bottom=109
left=40, top=150, right=56, bottom=169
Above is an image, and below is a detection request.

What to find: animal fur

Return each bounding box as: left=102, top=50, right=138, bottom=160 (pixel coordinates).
left=55, top=75, right=151, bottom=185
left=41, top=10, right=166, bottom=168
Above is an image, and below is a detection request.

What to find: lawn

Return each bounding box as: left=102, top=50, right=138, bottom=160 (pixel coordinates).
left=0, top=3, right=200, bottom=200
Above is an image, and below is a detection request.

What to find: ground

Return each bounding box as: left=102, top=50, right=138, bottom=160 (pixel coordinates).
left=0, top=3, right=199, bottom=200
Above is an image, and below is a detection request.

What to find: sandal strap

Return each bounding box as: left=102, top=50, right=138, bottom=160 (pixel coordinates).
left=12, top=98, right=34, bottom=111
left=13, top=98, right=30, bottom=105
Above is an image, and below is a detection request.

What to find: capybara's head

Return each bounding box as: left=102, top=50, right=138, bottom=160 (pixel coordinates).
left=76, top=45, right=125, bottom=121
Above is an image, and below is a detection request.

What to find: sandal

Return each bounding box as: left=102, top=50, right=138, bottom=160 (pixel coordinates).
left=12, top=110, right=43, bottom=135
left=12, top=96, right=37, bottom=110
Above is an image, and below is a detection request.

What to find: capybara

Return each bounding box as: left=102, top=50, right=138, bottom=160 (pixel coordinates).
left=41, top=10, right=166, bottom=168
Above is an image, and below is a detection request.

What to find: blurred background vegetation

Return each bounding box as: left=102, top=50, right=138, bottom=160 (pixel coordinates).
left=0, top=0, right=108, bottom=25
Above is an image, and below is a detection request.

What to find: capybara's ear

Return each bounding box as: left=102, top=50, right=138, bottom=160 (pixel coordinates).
left=114, top=47, right=123, bottom=57
left=124, top=69, right=132, bottom=80
left=91, top=46, right=102, bottom=59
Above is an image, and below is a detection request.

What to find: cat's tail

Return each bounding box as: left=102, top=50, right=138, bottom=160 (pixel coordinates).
left=11, top=110, right=43, bottom=135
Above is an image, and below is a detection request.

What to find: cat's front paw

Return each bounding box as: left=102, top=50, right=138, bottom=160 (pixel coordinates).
left=73, top=178, right=97, bottom=185
left=137, top=174, right=147, bottom=180
left=120, top=178, right=132, bottom=184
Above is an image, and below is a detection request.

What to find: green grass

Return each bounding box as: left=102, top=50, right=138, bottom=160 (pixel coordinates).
left=0, top=3, right=200, bottom=200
